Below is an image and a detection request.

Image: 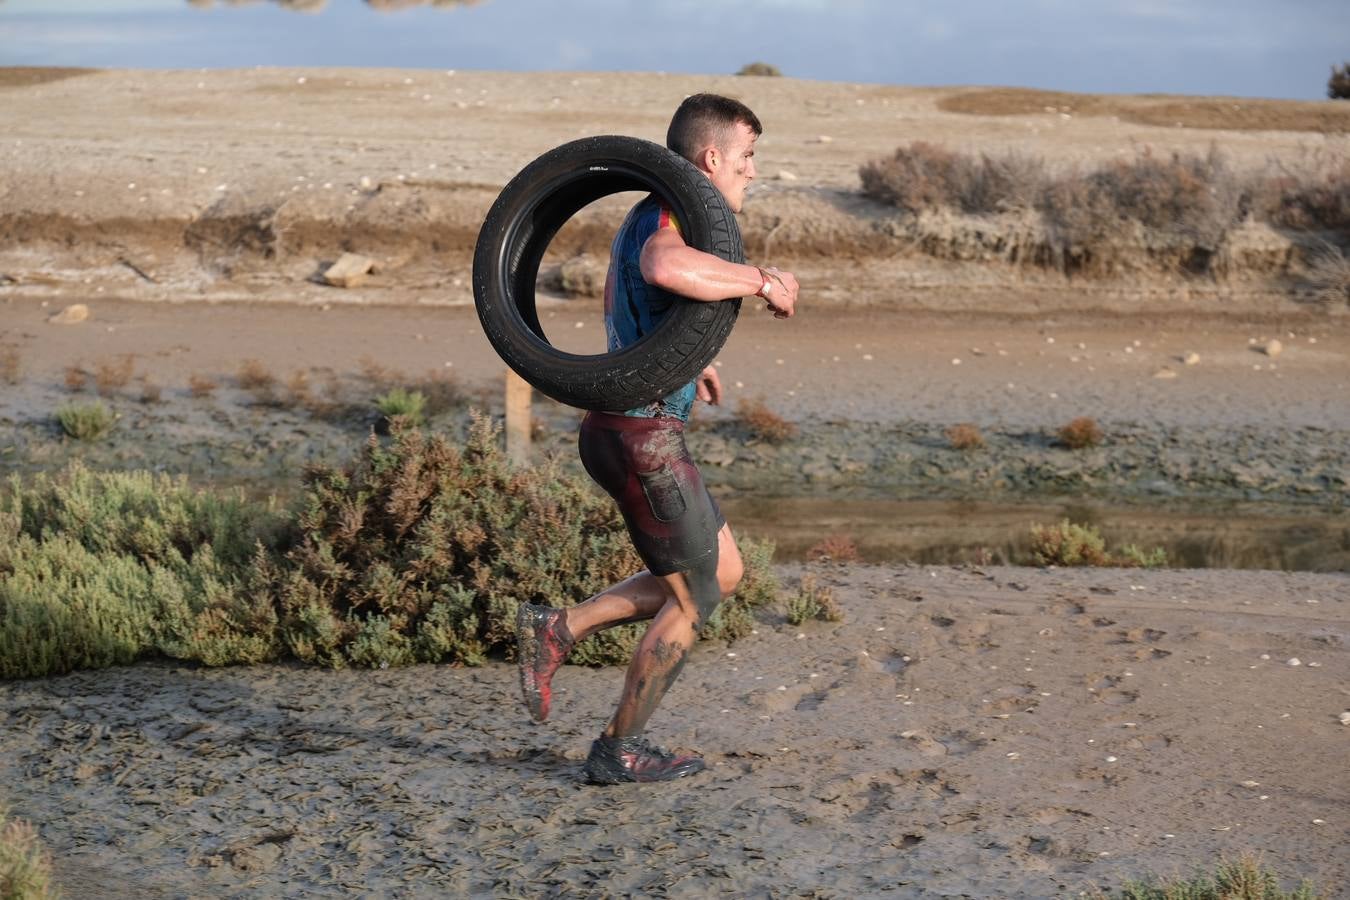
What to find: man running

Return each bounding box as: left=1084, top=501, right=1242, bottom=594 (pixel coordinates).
left=517, top=93, right=799, bottom=784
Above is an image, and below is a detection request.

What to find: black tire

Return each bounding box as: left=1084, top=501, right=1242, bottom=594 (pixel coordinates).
left=473, top=135, right=744, bottom=411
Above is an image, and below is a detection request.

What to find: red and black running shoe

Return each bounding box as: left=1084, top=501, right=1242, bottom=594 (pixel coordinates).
left=516, top=602, right=575, bottom=722
left=582, top=735, right=706, bottom=784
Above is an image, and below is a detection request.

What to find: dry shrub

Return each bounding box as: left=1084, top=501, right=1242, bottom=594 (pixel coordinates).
left=408, top=368, right=463, bottom=416
left=286, top=369, right=313, bottom=406
left=358, top=355, right=397, bottom=390
left=94, top=354, right=136, bottom=398
left=945, top=423, right=985, bottom=450
left=1039, top=148, right=1243, bottom=273
left=1304, top=240, right=1350, bottom=305
left=860, top=142, right=1046, bottom=215
left=737, top=396, right=797, bottom=443
left=785, top=574, right=844, bottom=625
left=1058, top=416, right=1103, bottom=449
left=138, top=378, right=162, bottom=404
left=0, top=348, right=19, bottom=385
left=64, top=364, right=86, bottom=392
left=188, top=373, right=217, bottom=398
left=737, top=61, right=782, bottom=77
left=1330, top=62, right=1350, bottom=100
left=237, top=358, right=275, bottom=390
left=1256, top=157, right=1350, bottom=233
left=807, top=534, right=861, bottom=564
left=1030, top=520, right=1110, bottom=567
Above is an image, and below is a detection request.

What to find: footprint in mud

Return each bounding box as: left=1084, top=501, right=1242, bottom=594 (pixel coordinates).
left=1084, top=674, right=1139, bottom=704
left=1063, top=766, right=1128, bottom=791
left=984, top=683, right=1038, bottom=714
left=898, top=729, right=987, bottom=758
left=1125, top=733, right=1173, bottom=751
left=1028, top=806, right=1092, bottom=826
left=1114, top=627, right=1167, bottom=644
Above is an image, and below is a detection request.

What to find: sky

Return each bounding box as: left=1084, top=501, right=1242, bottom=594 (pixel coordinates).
left=0, top=0, right=1346, bottom=100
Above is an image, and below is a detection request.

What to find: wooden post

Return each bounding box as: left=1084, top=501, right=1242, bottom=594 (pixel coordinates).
left=504, top=368, right=531, bottom=465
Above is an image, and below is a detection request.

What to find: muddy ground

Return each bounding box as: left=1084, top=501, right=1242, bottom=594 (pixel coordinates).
left=3, top=565, right=1347, bottom=898
left=2, top=67, right=1349, bottom=898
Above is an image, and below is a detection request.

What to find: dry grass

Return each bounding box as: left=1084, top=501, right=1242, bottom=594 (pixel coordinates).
left=286, top=370, right=313, bottom=406
left=1058, top=416, right=1104, bottom=450
left=94, top=354, right=136, bottom=398
left=1256, top=156, right=1350, bottom=233
left=0, top=347, right=19, bottom=385
left=736, top=397, right=797, bottom=444
left=139, top=379, right=162, bottom=404
left=937, top=86, right=1350, bottom=133
left=945, top=423, right=985, bottom=450
left=187, top=373, right=217, bottom=398
left=807, top=534, right=861, bottom=564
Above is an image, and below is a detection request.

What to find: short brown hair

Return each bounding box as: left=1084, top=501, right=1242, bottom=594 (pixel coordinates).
left=666, top=93, right=763, bottom=164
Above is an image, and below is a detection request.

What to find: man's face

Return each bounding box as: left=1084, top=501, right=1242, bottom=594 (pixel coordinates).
left=704, top=122, right=758, bottom=213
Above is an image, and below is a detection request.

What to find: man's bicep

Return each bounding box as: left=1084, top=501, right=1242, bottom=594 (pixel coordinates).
left=638, top=227, right=687, bottom=284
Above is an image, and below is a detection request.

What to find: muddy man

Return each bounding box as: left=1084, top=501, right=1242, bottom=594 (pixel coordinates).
left=516, top=93, right=800, bottom=784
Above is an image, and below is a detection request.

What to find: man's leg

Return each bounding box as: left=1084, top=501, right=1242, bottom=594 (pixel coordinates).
left=518, top=526, right=741, bottom=723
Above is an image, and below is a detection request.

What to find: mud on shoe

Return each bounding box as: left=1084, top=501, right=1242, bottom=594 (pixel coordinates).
left=516, top=602, right=575, bottom=722
left=582, top=735, right=706, bottom=784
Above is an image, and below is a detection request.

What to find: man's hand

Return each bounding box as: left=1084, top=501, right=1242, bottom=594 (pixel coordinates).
left=759, top=266, right=798, bottom=319
left=696, top=365, right=722, bottom=405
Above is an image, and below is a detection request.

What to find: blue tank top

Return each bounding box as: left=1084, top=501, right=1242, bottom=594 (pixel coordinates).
left=604, top=194, right=697, bottom=420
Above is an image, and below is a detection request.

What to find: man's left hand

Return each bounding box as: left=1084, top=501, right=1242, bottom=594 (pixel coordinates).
left=696, top=365, right=722, bottom=405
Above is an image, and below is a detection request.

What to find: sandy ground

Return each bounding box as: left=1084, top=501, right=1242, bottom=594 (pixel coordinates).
left=2, top=67, right=1350, bottom=898
left=3, top=565, right=1347, bottom=898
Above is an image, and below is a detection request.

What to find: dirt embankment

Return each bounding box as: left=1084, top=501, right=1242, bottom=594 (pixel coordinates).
left=2, top=67, right=1347, bottom=318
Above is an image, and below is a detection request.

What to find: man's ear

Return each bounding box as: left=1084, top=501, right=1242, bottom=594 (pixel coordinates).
left=699, top=145, right=720, bottom=174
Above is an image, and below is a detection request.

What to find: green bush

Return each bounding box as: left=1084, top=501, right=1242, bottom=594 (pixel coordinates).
left=55, top=401, right=114, bottom=441
left=1095, top=854, right=1321, bottom=899
left=1, top=466, right=289, bottom=678
left=1029, top=520, right=1167, bottom=569
left=0, top=805, right=57, bottom=900
left=785, top=573, right=843, bottom=626
left=0, top=420, right=782, bottom=677
left=375, top=387, right=427, bottom=427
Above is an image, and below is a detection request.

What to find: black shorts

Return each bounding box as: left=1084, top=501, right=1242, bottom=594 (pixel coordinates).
left=578, top=411, right=725, bottom=577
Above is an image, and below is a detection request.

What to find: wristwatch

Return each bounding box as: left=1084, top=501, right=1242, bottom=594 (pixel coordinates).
left=755, top=267, right=773, bottom=300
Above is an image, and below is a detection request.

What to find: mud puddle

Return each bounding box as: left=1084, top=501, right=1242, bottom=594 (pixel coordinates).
left=721, top=496, right=1350, bottom=571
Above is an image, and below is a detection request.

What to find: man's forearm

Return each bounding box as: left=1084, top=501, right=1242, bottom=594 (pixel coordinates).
left=641, top=244, right=763, bottom=302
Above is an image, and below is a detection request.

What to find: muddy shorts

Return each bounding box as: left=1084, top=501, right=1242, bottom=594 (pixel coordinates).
left=578, top=411, right=724, bottom=577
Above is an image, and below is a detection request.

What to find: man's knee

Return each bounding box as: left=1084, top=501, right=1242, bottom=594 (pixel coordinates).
left=717, top=552, right=744, bottom=600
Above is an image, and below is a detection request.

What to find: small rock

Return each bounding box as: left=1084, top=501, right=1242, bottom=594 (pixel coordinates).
left=1182, top=352, right=1200, bottom=366
left=1286, top=657, right=1302, bottom=667
left=776, top=169, right=798, bottom=181
left=321, top=252, right=376, bottom=288
left=48, top=303, right=89, bottom=325
left=559, top=253, right=606, bottom=297
left=1262, top=339, right=1283, bottom=358
left=1338, top=712, right=1350, bottom=726
left=1152, top=368, right=1178, bottom=379
left=814, top=135, right=833, bottom=143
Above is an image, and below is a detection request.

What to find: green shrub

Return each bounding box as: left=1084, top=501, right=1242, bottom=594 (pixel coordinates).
left=0, top=466, right=290, bottom=678
left=785, top=573, right=843, bottom=626
left=375, top=387, right=427, bottom=426
left=55, top=401, right=114, bottom=441
left=0, top=421, right=782, bottom=676
left=0, top=805, right=57, bottom=900
left=1095, top=853, right=1321, bottom=899
left=1117, top=544, right=1169, bottom=569
left=1029, top=520, right=1167, bottom=569
left=1029, top=520, right=1110, bottom=566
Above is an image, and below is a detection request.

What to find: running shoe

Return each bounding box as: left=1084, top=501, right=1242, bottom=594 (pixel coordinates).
left=582, top=734, right=706, bottom=784
left=516, top=602, right=574, bottom=722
